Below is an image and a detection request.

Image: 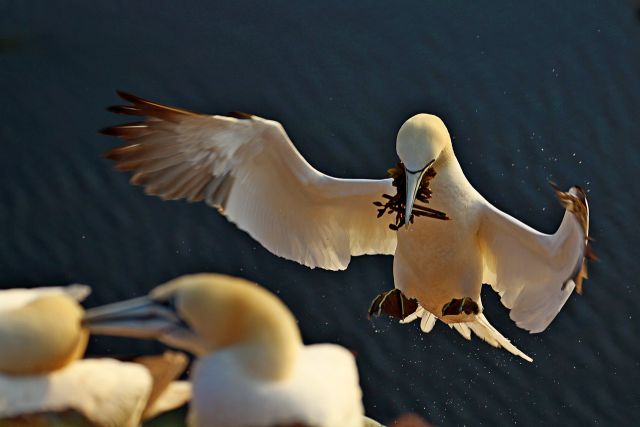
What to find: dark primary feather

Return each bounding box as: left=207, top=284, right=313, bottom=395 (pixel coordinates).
left=101, top=91, right=242, bottom=207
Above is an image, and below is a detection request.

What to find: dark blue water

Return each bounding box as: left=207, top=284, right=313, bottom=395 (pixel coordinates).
left=1, top=1, right=639, bottom=425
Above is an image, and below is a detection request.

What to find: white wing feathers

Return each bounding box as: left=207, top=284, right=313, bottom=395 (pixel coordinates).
left=478, top=186, right=592, bottom=333
left=103, top=92, right=397, bottom=270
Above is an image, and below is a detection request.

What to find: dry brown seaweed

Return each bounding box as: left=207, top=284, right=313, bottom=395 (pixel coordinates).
left=374, top=163, right=449, bottom=230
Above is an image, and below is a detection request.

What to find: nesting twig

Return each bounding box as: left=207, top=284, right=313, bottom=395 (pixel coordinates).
left=374, top=163, right=449, bottom=230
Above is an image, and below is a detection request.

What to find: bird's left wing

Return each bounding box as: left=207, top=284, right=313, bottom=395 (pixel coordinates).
left=478, top=186, right=593, bottom=333
left=102, top=92, right=397, bottom=270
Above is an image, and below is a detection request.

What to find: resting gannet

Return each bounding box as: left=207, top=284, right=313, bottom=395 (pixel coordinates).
left=101, top=92, right=594, bottom=361
left=84, top=273, right=371, bottom=427
left=0, top=285, right=190, bottom=426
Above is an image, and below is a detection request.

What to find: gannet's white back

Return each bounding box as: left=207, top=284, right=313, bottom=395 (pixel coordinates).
left=0, top=359, right=153, bottom=427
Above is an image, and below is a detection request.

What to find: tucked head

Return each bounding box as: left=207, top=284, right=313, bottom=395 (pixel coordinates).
left=395, top=114, right=451, bottom=225
left=0, top=286, right=90, bottom=375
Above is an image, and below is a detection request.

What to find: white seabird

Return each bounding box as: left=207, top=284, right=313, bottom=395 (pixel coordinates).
left=0, top=285, right=190, bottom=426
left=84, top=273, right=371, bottom=427
left=102, top=92, right=594, bottom=361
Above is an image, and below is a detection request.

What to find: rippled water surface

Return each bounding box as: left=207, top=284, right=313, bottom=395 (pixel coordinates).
left=1, top=1, right=639, bottom=425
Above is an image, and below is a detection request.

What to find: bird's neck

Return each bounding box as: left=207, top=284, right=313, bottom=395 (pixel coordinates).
left=432, top=147, right=467, bottom=187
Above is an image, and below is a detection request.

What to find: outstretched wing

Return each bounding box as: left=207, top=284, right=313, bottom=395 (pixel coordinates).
left=478, top=186, right=593, bottom=333
left=102, top=92, right=396, bottom=270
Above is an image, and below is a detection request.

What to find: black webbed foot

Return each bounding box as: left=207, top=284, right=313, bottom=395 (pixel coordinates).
left=441, top=297, right=479, bottom=317
left=368, top=289, right=419, bottom=320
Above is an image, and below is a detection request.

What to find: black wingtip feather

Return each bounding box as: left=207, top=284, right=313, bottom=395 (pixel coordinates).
left=107, top=105, right=141, bottom=115
left=226, top=111, right=254, bottom=120
left=99, top=126, right=119, bottom=136
left=116, top=90, right=141, bottom=103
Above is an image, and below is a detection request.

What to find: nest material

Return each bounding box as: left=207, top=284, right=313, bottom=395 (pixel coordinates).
left=374, top=163, right=449, bottom=230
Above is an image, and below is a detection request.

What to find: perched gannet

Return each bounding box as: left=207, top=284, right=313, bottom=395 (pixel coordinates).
left=84, top=273, right=369, bottom=427
left=101, top=92, right=594, bottom=361
left=0, top=286, right=190, bottom=427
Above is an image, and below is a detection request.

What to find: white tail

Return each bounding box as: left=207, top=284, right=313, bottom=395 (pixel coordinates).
left=402, top=306, right=533, bottom=362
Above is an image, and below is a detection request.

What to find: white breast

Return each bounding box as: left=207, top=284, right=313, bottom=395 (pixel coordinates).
left=393, top=160, right=485, bottom=314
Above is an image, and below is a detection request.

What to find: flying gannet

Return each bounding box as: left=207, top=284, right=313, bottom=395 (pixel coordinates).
left=0, top=285, right=190, bottom=427
left=101, top=92, right=594, bottom=361
left=84, top=273, right=373, bottom=427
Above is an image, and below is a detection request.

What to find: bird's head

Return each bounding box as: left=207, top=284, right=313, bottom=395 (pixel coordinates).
left=0, top=285, right=90, bottom=375
left=84, top=274, right=302, bottom=381
left=395, top=114, right=451, bottom=225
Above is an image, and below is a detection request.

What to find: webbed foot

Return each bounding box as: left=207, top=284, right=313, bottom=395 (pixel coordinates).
left=441, top=297, right=479, bottom=317
left=368, top=289, right=419, bottom=321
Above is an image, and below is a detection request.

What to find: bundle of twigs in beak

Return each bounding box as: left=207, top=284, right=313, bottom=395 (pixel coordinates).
left=374, top=163, right=449, bottom=230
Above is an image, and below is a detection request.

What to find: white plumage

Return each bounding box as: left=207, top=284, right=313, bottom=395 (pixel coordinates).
left=1, top=359, right=155, bottom=427
left=103, top=93, right=594, bottom=361
left=0, top=285, right=90, bottom=313
left=104, top=95, right=396, bottom=271
left=84, top=273, right=369, bottom=427
left=0, top=286, right=190, bottom=426
left=190, top=345, right=363, bottom=427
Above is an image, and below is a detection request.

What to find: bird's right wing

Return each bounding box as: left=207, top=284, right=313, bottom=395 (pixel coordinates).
left=103, top=92, right=397, bottom=270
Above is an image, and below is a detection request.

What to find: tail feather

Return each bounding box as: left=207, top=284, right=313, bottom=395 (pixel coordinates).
left=402, top=305, right=533, bottom=362
left=400, top=306, right=436, bottom=332
left=450, top=323, right=472, bottom=340
left=467, top=314, right=533, bottom=362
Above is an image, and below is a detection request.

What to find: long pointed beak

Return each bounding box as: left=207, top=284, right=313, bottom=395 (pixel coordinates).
left=83, top=296, right=209, bottom=355
left=403, top=159, right=435, bottom=226
left=83, top=296, right=179, bottom=338
left=404, top=171, right=423, bottom=226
